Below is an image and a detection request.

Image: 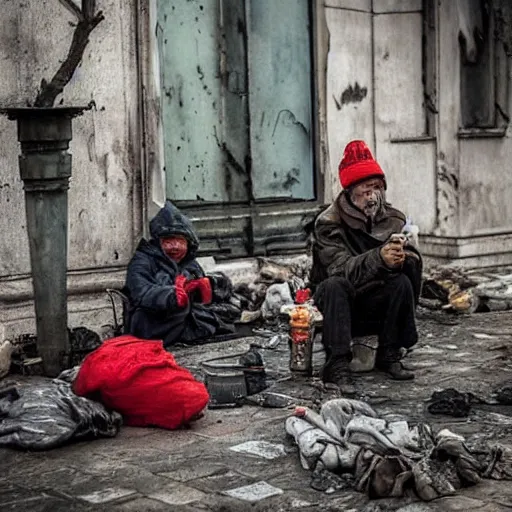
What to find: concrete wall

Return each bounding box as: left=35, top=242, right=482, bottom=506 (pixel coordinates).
left=321, top=0, right=512, bottom=266
left=0, top=0, right=142, bottom=339
left=322, top=0, right=437, bottom=234
left=2, top=0, right=512, bottom=344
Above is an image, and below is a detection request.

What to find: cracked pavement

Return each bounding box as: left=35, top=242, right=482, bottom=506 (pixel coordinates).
left=2, top=310, right=512, bottom=511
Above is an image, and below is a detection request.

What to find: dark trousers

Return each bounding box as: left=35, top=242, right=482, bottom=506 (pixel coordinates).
left=314, top=272, right=418, bottom=364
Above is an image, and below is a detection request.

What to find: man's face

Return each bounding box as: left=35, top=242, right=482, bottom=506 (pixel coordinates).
left=349, top=178, right=386, bottom=218
left=160, top=236, right=188, bottom=262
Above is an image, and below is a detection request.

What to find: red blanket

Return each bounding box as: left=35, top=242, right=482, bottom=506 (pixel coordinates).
left=73, top=335, right=209, bottom=429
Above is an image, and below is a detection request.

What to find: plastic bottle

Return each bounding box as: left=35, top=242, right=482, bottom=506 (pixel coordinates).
left=289, top=303, right=313, bottom=375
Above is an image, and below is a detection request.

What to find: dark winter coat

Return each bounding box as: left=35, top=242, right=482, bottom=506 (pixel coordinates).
left=123, top=201, right=232, bottom=346
left=310, top=192, right=422, bottom=299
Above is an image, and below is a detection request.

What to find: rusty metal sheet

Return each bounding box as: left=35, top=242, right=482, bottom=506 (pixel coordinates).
left=157, top=0, right=226, bottom=202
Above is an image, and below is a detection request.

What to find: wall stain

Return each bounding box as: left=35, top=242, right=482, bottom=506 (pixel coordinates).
left=333, top=82, right=368, bottom=111
left=282, top=168, right=301, bottom=190
left=436, top=154, right=459, bottom=234
left=272, top=110, right=309, bottom=138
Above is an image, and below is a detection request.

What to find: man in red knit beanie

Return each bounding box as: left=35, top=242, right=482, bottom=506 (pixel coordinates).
left=309, top=140, right=422, bottom=394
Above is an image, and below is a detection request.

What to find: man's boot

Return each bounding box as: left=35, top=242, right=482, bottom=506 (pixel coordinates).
left=321, top=357, right=357, bottom=395
left=376, top=346, right=414, bottom=381
left=377, top=361, right=414, bottom=381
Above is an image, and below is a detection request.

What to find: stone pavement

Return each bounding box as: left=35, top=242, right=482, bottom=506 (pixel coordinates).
left=3, top=310, right=512, bottom=511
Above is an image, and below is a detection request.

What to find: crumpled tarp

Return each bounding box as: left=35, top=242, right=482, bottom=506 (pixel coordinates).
left=285, top=398, right=512, bottom=500
left=0, top=371, right=122, bottom=451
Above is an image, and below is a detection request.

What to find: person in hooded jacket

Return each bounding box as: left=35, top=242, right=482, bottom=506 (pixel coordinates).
left=123, top=201, right=233, bottom=347
left=310, top=140, right=422, bottom=394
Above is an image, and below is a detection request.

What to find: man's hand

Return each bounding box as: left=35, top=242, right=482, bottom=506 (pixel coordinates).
left=380, top=240, right=405, bottom=269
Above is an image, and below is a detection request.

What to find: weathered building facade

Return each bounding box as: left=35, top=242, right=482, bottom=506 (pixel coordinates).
left=1, top=0, right=511, bottom=339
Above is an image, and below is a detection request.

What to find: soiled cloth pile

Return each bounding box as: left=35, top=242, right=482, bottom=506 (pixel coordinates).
left=73, top=335, right=209, bottom=429
left=0, top=371, right=121, bottom=450
left=236, top=257, right=311, bottom=323
left=286, top=399, right=512, bottom=500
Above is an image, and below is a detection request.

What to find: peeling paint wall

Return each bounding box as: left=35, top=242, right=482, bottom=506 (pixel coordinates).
left=373, top=4, right=436, bottom=234
left=324, top=2, right=374, bottom=204
left=323, top=0, right=436, bottom=233
left=459, top=139, right=512, bottom=234
left=0, top=0, right=140, bottom=279
left=320, top=0, right=512, bottom=263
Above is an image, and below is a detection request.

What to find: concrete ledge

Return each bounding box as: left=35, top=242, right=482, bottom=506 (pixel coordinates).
left=0, top=266, right=127, bottom=303
left=420, top=231, right=512, bottom=268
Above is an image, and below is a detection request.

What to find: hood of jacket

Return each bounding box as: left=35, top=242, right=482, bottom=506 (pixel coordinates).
left=149, top=200, right=200, bottom=260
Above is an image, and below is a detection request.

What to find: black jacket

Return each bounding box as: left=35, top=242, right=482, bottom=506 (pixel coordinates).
left=123, top=201, right=231, bottom=346
left=310, top=192, right=422, bottom=300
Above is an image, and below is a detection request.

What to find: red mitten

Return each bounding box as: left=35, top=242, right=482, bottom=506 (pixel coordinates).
left=184, top=278, right=212, bottom=305
left=175, top=275, right=189, bottom=308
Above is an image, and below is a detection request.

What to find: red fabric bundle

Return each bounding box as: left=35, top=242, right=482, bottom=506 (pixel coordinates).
left=73, top=335, right=209, bottom=430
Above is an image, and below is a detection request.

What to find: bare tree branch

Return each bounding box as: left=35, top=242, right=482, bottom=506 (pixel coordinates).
left=58, top=0, right=84, bottom=22
left=34, top=2, right=104, bottom=107
left=82, top=0, right=96, bottom=21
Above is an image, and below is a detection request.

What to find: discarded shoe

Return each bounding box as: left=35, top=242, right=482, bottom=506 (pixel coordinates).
left=377, top=361, right=415, bottom=381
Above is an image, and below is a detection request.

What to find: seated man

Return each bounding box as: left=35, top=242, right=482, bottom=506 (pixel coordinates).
left=310, top=140, right=422, bottom=392
left=123, top=200, right=233, bottom=347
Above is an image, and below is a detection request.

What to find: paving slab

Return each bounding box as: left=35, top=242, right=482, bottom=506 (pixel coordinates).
left=147, top=483, right=207, bottom=505
left=77, top=488, right=138, bottom=505
left=224, top=481, right=284, bottom=502
left=229, top=440, right=286, bottom=460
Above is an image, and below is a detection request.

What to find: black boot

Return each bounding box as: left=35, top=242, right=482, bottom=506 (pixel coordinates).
left=322, top=357, right=357, bottom=395
left=377, top=361, right=415, bottom=381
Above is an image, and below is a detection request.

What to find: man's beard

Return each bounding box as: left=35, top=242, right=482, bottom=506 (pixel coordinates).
left=362, top=190, right=386, bottom=219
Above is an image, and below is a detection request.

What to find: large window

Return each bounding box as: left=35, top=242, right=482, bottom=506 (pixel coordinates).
left=459, top=0, right=509, bottom=131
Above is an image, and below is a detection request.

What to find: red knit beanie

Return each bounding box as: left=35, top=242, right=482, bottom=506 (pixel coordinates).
left=338, top=140, right=386, bottom=189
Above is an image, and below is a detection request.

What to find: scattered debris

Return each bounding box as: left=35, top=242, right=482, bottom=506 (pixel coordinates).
left=244, top=392, right=295, bottom=409
left=422, top=266, right=512, bottom=314
left=427, top=388, right=479, bottom=418
left=239, top=310, right=262, bottom=324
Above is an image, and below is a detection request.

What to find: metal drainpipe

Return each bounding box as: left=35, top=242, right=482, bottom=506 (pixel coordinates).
left=1, top=106, right=87, bottom=377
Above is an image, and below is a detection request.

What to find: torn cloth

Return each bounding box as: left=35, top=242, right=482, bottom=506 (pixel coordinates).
left=0, top=377, right=121, bottom=451
left=285, top=399, right=512, bottom=501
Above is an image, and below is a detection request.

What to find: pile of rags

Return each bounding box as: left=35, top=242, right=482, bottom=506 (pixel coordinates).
left=286, top=399, right=512, bottom=500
